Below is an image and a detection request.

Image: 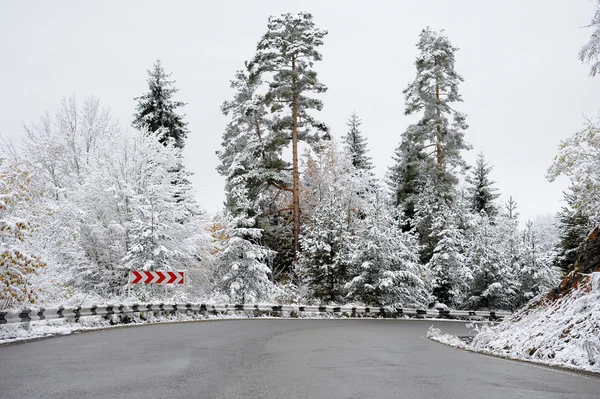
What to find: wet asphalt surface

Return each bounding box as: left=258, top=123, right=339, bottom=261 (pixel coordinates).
left=0, top=319, right=598, bottom=399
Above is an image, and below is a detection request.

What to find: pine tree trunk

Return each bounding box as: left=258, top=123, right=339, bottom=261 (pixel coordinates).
left=435, top=84, right=442, bottom=170
left=435, top=58, right=443, bottom=169
left=292, top=56, right=301, bottom=262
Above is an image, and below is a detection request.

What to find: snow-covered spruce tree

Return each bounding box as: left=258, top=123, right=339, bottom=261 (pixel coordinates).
left=516, top=220, right=561, bottom=306
left=403, top=27, right=470, bottom=190
left=121, top=130, right=207, bottom=274
left=217, top=69, right=294, bottom=281
left=211, top=177, right=277, bottom=303
left=579, top=0, right=600, bottom=77
left=453, top=187, right=475, bottom=231
left=426, top=206, right=472, bottom=307
left=554, top=198, right=592, bottom=274
left=343, top=112, right=373, bottom=171
left=345, top=192, right=428, bottom=307
left=133, top=60, right=189, bottom=149
left=387, top=123, right=431, bottom=230
left=299, top=193, right=351, bottom=303
left=466, top=212, right=518, bottom=310
left=248, top=12, right=329, bottom=260
left=412, top=177, right=450, bottom=263
left=218, top=69, right=283, bottom=217
left=0, top=163, right=45, bottom=307
left=298, top=140, right=372, bottom=303
left=466, top=152, right=500, bottom=217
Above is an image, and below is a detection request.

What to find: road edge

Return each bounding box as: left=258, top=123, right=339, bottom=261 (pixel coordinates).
left=427, top=335, right=600, bottom=379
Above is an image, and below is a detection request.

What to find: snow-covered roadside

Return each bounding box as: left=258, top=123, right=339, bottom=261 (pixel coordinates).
left=427, top=272, right=600, bottom=374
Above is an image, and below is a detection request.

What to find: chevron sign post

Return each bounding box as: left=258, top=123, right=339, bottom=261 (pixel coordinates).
left=127, top=271, right=186, bottom=296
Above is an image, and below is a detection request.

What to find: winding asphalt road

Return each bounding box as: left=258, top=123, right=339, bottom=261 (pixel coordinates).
left=0, top=319, right=598, bottom=398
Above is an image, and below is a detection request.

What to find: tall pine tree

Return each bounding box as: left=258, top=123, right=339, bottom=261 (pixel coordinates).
left=133, top=60, right=189, bottom=149
left=248, top=12, right=329, bottom=262
left=403, top=28, right=470, bottom=189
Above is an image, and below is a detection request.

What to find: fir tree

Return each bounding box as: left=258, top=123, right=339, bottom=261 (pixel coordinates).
left=299, top=193, right=351, bottom=303
left=218, top=69, right=295, bottom=281
left=403, top=28, right=470, bottom=189
left=211, top=192, right=277, bottom=304
left=466, top=212, right=518, bottom=310
left=387, top=123, right=431, bottom=228
left=466, top=152, right=500, bottom=217
left=427, top=208, right=472, bottom=307
left=345, top=192, right=428, bottom=307
left=133, top=60, right=189, bottom=149
left=553, top=194, right=592, bottom=273
left=517, top=220, right=561, bottom=305
left=218, top=70, right=286, bottom=218
left=343, top=112, right=373, bottom=171
left=505, top=196, right=519, bottom=220
left=249, top=12, right=329, bottom=261
left=412, top=177, right=450, bottom=263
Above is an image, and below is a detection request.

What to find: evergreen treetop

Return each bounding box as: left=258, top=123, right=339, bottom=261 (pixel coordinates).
left=133, top=60, right=189, bottom=149
left=466, top=152, right=500, bottom=217
left=343, top=112, right=373, bottom=171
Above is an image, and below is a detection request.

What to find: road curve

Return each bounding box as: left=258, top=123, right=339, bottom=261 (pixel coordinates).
left=0, top=319, right=598, bottom=398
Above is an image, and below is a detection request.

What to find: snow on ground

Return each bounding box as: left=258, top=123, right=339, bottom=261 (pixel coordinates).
left=428, top=272, right=600, bottom=373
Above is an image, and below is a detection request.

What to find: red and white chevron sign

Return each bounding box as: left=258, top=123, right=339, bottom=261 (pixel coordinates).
left=129, top=271, right=185, bottom=285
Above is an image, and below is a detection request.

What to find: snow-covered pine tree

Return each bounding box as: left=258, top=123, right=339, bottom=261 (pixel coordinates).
left=0, top=163, right=45, bottom=307
left=345, top=192, right=428, bottom=307
left=133, top=60, right=189, bottom=149
left=249, top=12, right=329, bottom=260
left=343, top=112, right=373, bottom=171
left=427, top=207, right=472, bottom=307
left=579, top=0, right=600, bottom=77
left=218, top=69, right=284, bottom=217
left=403, top=28, right=471, bottom=189
left=218, top=69, right=295, bottom=281
left=466, top=152, right=500, bottom=217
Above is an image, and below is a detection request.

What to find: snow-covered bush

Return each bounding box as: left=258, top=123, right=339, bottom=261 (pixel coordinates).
left=0, top=163, right=45, bottom=307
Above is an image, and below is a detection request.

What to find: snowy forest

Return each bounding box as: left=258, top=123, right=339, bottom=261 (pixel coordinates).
left=2, top=10, right=600, bottom=312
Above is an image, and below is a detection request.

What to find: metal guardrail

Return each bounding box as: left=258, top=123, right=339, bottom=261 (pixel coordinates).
left=0, top=303, right=511, bottom=325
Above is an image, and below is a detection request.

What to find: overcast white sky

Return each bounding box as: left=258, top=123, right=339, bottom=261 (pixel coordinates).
left=1, top=1, right=599, bottom=223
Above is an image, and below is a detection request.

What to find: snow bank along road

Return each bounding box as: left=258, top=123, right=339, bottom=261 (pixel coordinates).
left=0, top=320, right=598, bottom=399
